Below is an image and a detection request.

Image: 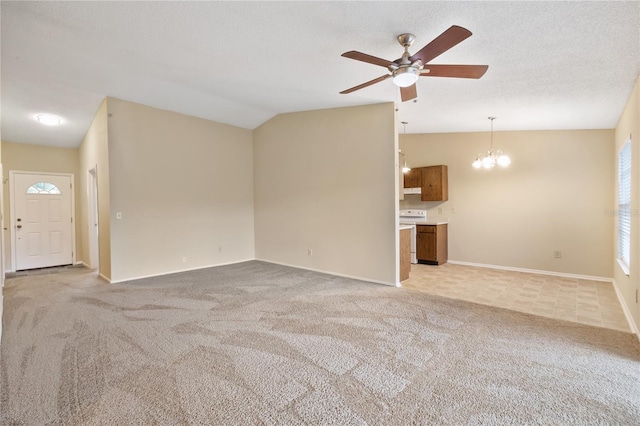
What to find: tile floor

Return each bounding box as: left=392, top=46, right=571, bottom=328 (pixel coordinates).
left=402, top=263, right=631, bottom=332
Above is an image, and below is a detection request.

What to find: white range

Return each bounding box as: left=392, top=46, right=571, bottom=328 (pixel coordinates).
left=399, top=209, right=428, bottom=264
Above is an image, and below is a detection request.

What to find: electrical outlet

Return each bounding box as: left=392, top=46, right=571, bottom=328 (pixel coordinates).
left=438, top=207, right=444, bottom=214
left=553, top=250, right=562, bottom=259
left=182, top=256, right=187, bottom=263
left=116, top=212, right=122, bottom=220
left=308, top=248, right=313, bottom=256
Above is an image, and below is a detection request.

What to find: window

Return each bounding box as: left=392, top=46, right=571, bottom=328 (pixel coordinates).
left=26, top=182, right=61, bottom=194
left=617, top=140, right=631, bottom=274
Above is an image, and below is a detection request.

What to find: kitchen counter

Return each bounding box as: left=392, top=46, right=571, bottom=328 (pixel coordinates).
left=422, top=221, right=449, bottom=225
left=399, top=224, right=415, bottom=230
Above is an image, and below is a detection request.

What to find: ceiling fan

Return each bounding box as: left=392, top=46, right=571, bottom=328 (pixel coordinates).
left=340, top=25, right=488, bottom=102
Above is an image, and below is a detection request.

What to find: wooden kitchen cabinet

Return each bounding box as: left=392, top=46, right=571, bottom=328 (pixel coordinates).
left=404, top=165, right=448, bottom=201
left=421, top=165, right=448, bottom=201
left=403, top=168, right=422, bottom=188
left=399, top=228, right=411, bottom=281
left=416, top=224, right=448, bottom=265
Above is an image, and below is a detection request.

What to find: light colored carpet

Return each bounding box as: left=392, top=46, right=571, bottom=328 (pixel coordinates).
left=1, top=261, right=639, bottom=425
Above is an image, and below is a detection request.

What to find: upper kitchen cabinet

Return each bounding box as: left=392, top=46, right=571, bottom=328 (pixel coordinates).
left=403, top=168, right=422, bottom=188
left=422, top=165, right=448, bottom=201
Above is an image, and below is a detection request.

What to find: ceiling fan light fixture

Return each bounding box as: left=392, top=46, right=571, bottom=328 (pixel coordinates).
left=392, top=67, right=419, bottom=87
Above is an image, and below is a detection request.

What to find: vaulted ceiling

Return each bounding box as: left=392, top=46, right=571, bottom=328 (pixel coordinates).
left=2, top=1, right=639, bottom=148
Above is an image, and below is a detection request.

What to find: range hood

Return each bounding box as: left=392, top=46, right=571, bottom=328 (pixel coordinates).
left=403, top=187, right=422, bottom=195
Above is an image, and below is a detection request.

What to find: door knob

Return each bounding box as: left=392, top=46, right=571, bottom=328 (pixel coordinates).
left=16, top=225, right=22, bottom=229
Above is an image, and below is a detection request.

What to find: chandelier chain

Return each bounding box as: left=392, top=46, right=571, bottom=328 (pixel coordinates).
left=489, top=116, right=496, bottom=150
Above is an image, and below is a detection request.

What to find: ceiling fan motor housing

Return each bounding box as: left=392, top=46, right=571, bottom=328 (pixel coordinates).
left=397, top=33, right=416, bottom=48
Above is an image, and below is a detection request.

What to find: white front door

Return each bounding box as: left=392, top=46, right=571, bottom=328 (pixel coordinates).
left=12, top=172, right=73, bottom=270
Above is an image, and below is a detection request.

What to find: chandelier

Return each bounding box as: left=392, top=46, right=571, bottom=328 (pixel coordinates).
left=472, top=117, right=511, bottom=169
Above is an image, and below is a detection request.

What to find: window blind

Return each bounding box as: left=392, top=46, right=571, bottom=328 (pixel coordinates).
left=618, top=141, right=631, bottom=270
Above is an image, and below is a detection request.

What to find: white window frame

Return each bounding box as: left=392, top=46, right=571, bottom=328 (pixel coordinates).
left=617, top=138, right=631, bottom=275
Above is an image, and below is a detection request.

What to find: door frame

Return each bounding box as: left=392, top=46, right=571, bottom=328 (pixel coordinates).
left=9, top=170, right=76, bottom=272
left=1, top=163, right=4, bottom=287
left=87, top=166, right=99, bottom=269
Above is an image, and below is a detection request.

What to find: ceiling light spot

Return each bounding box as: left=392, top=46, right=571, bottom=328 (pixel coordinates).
left=36, top=113, right=62, bottom=126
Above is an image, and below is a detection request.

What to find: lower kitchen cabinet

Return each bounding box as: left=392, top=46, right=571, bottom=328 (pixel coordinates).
left=399, top=228, right=411, bottom=281
left=416, top=224, right=448, bottom=265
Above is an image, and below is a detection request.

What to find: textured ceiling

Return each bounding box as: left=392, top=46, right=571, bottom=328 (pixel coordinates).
left=2, top=1, right=639, bottom=148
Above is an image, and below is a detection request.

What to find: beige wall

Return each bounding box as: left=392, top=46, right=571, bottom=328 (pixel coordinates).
left=614, top=75, right=640, bottom=331
left=1, top=141, right=80, bottom=270
left=78, top=99, right=111, bottom=279
left=400, top=129, right=614, bottom=279
left=253, top=103, right=398, bottom=285
left=0, top=144, right=2, bottom=338
left=106, top=98, right=255, bottom=282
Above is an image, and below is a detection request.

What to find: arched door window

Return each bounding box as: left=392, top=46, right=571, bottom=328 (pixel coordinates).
left=26, top=182, right=61, bottom=194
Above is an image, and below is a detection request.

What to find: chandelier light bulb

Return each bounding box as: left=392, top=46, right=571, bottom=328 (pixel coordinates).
left=472, top=157, right=482, bottom=169
left=497, top=153, right=511, bottom=167
left=482, top=156, right=493, bottom=169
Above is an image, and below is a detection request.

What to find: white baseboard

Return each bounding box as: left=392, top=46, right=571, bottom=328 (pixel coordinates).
left=108, top=258, right=256, bottom=284
left=447, top=260, right=613, bottom=283
left=612, top=279, right=640, bottom=341
left=255, top=258, right=395, bottom=287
